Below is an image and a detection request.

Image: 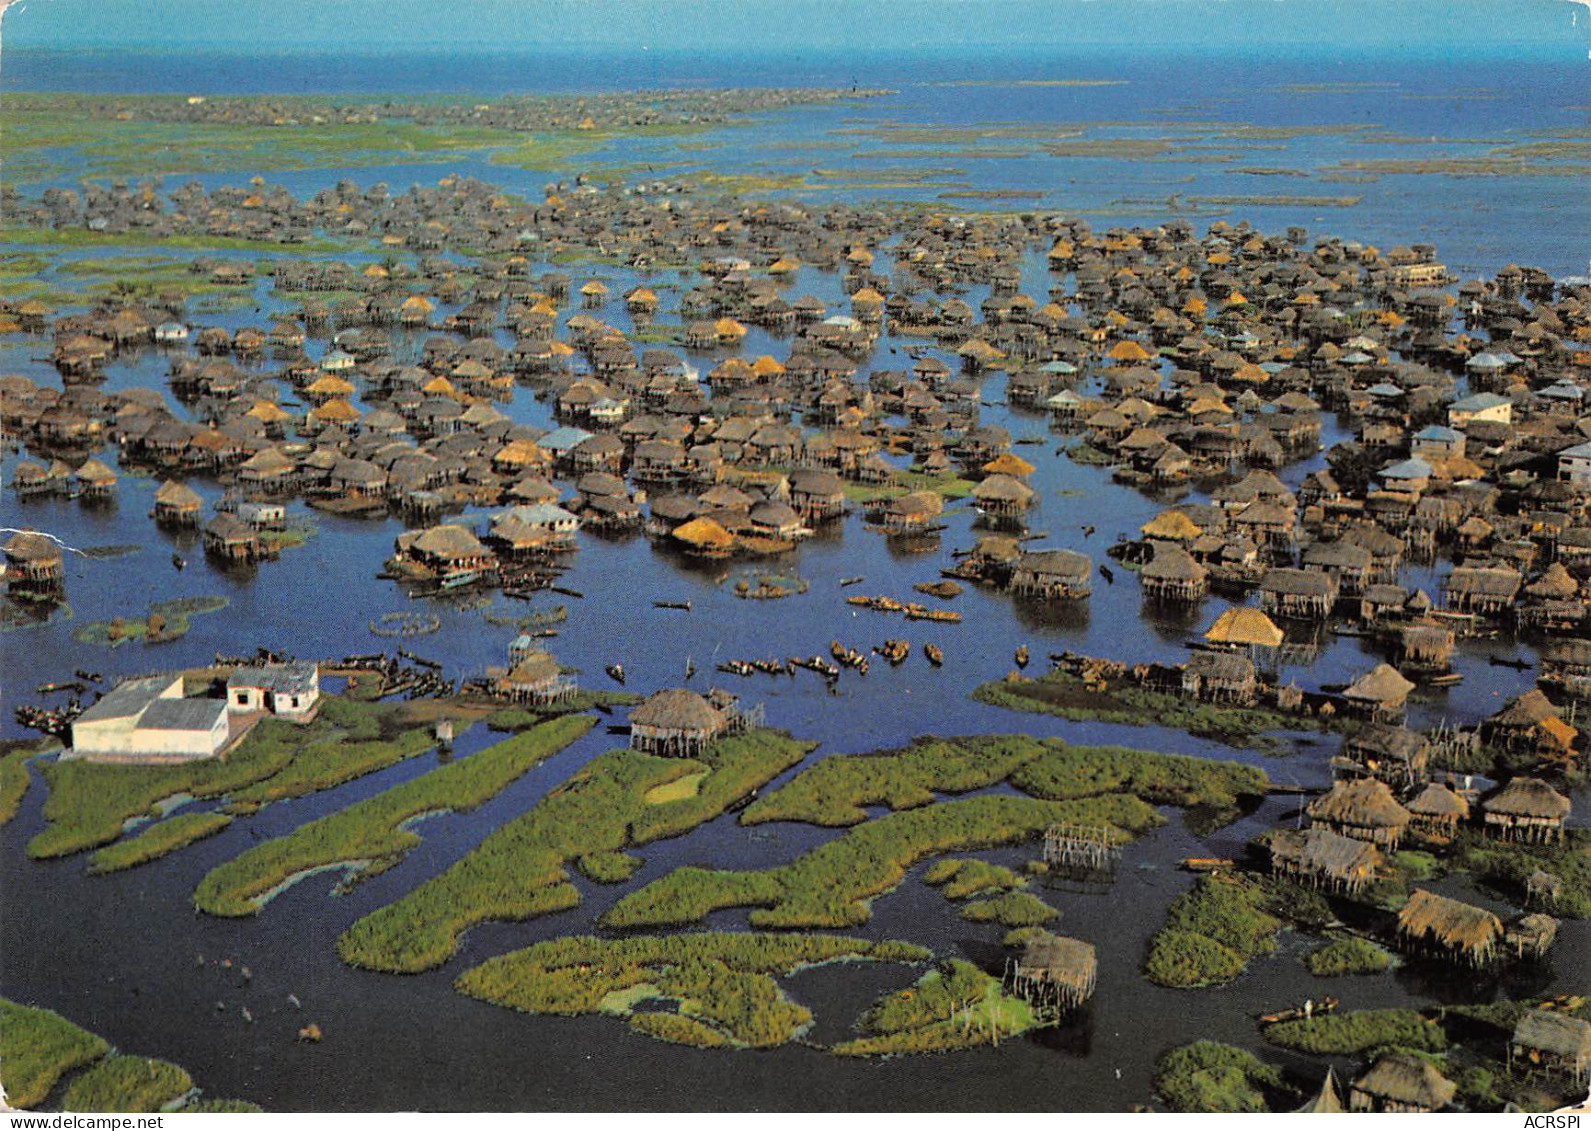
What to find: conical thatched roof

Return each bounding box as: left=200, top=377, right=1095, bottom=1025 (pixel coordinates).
left=1483, top=777, right=1570, bottom=820
left=1407, top=782, right=1469, bottom=820
left=154, top=479, right=202, bottom=508
left=672, top=516, right=735, bottom=551
left=973, top=473, right=1036, bottom=504
left=1141, top=509, right=1202, bottom=542
left=1489, top=689, right=1560, bottom=728
left=1141, top=542, right=1207, bottom=583
left=1343, top=663, right=1415, bottom=706
left=1353, top=1052, right=1456, bottom=1110
left=630, top=688, right=724, bottom=732
left=1204, top=606, right=1283, bottom=648
left=980, top=452, right=1035, bottom=478
left=1396, top=889, right=1502, bottom=955
left=73, top=458, right=117, bottom=484
left=1526, top=562, right=1578, bottom=600
left=1295, top=1069, right=1344, bottom=1114
left=1308, top=778, right=1411, bottom=831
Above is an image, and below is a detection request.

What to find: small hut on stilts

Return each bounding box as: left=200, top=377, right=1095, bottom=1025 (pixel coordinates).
left=1004, top=933, right=1096, bottom=1019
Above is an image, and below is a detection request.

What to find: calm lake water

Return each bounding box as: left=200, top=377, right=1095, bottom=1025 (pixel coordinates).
left=0, top=44, right=1587, bottom=1111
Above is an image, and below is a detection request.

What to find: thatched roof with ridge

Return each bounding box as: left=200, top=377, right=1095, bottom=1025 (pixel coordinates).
left=1308, top=778, right=1412, bottom=831
left=1512, top=1011, right=1591, bottom=1060
left=1396, top=888, right=1502, bottom=954
left=1407, top=782, right=1470, bottom=820
left=1483, top=777, right=1570, bottom=820
left=630, top=688, right=725, bottom=733
left=1204, top=606, right=1284, bottom=648
left=1343, top=663, right=1415, bottom=706
left=1353, top=1052, right=1456, bottom=1109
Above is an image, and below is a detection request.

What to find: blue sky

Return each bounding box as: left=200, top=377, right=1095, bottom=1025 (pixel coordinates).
left=3, top=0, right=1588, bottom=54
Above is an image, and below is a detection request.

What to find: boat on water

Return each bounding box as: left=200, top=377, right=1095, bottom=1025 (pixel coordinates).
left=605, top=664, right=626, bottom=684
left=440, top=570, right=480, bottom=590
left=924, top=644, right=943, bottom=666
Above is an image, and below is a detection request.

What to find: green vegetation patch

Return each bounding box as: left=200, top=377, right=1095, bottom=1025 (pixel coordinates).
left=843, top=469, right=975, bottom=505
left=456, top=932, right=930, bottom=1049
left=481, top=690, right=639, bottom=731
left=1450, top=828, right=1591, bottom=919
left=0, top=999, right=110, bottom=1109
left=1155, top=1041, right=1286, bottom=1113
left=743, top=734, right=1266, bottom=828
left=974, top=670, right=1315, bottom=747
left=71, top=596, right=230, bottom=647
left=28, top=696, right=427, bottom=861
left=63, top=1056, right=192, bottom=1113
left=1263, top=1007, right=1448, bottom=1055
left=89, top=811, right=233, bottom=874
left=1143, top=875, right=1329, bottom=988
left=602, top=793, right=1160, bottom=931
left=575, top=850, right=643, bottom=883
left=742, top=734, right=1039, bottom=825
left=1, top=740, right=54, bottom=825
left=0, top=226, right=354, bottom=255
left=959, top=891, right=1057, bottom=927
left=1304, top=935, right=1392, bottom=977
left=337, top=729, right=811, bottom=973
left=221, top=727, right=438, bottom=813
left=181, top=1098, right=264, bottom=1113
left=925, top=858, right=1026, bottom=899
left=194, top=715, right=592, bottom=916
left=833, top=958, right=1035, bottom=1056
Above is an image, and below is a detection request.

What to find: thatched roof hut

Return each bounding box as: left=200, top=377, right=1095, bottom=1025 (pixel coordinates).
left=1443, top=565, right=1521, bottom=615
left=1396, top=888, right=1502, bottom=966
left=1007, top=933, right=1096, bottom=1014
left=1483, top=690, right=1575, bottom=756
left=1181, top=652, right=1256, bottom=705
left=1140, top=542, right=1209, bottom=602
left=1307, top=778, right=1411, bottom=846
left=629, top=688, right=729, bottom=757
left=1267, top=826, right=1380, bottom=893
left=1341, top=663, right=1415, bottom=720
left=1203, top=606, right=1283, bottom=649
left=1337, top=723, right=1429, bottom=789
left=1397, top=623, right=1455, bottom=673
left=1294, top=1069, right=1345, bottom=1114
left=1406, top=782, right=1469, bottom=833
left=152, top=479, right=202, bottom=527
left=973, top=473, right=1037, bottom=519
left=1481, top=777, right=1570, bottom=843
left=671, top=516, right=736, bottom=558
left=1510, top=1010, right=1591, bottom=1083
left=1349, top=1052, right=1456, bottom=1113
left=1010, top=549, right=1091, bottom=601
left=1258, top=567, right=1337, bottom=620
left=1504, top=913, right=1558, bottom=961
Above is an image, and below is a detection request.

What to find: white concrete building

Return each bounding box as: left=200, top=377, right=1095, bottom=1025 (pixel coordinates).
left=70, top=675, right=231, bottom=762
left=226, top=661, right=320, bottom=722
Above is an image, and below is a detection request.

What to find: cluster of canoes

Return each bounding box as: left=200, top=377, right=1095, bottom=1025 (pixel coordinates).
left=845, top=594, right=962, bottom=623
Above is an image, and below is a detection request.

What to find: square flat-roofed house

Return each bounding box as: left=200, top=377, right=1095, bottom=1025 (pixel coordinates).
left=69, top=675, right=230, bottom=762
left=226, top=661, right=320, bottom=722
